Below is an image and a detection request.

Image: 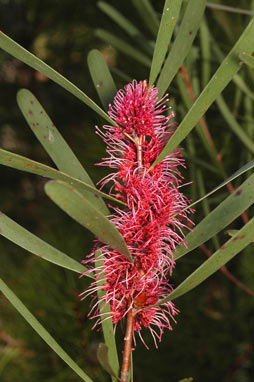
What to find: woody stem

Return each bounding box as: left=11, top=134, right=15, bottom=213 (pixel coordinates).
left=135, top=135, right=143, bottom=167
left=120, top=303, right=134, bottom=382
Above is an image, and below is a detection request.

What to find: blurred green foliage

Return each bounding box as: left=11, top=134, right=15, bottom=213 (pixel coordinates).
left=0, top=1, right=254, bottom=381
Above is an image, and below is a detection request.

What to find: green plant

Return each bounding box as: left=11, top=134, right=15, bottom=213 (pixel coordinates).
left=1, top=1, right=254, bottom=381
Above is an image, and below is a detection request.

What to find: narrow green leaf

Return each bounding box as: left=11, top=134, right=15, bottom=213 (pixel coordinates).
left=0, top=32, right=114, bottom=124
left=187, top=159, right=254, bottom=211
left=183, top=152, right=218, bottom=174
left=239, top=51, right=254, bottom=68
left=196, top=169, right=220, bottom=250
left=149, top=0, right=183, bottom=85
left=0, top=211, right=89, bottom=275
left=95, top=252, right=119, bottom=380
left=98, top=1, right=153, bottom=56
left=45, top=180, right=133, bottom=263
left=156, top=0, right=206, bottom=97
left=110, top=67, right=132, bottom=83
left=200, top=18, right=211, bottom=88
left=0, top=278, right=94, bottom=382
left=153, top=16, right=254, bottom=167
left=132, top=0, right=160, bottom=37
left=205, top=2, right=254, bottom=16
left=87, top=49, right=117, bottom=110
left=174, top=171, right=254, bottom=260
left=232, top=73, right=254, bottom=102
left=216, top=94, right=254, bottom=153
left=176, top=73, right=221, bottom=173
left=95, top=29, right=151, bottom=68
left=212, top=35, right=254, bottom=101
left=177, top=378, right=193, bottom=382
left=97, top=343, right=118, bottom=379
left=0, top=149, right=126, bottom=208
left=16, top=89, right=109, bottom=215
left=98, top=1, right=140, bottom=38
left=159, top=217, right=254, bottom=303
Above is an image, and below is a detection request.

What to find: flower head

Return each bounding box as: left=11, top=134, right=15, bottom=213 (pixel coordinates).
left=80, top=80, right=191, bottom=347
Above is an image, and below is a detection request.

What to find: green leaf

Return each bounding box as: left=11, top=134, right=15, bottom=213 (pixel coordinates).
left=97, top=343, right=117, bottom=379
left=233, top=74, right=254, bottom=102
left=239, top=51, right=254, bottom=68
left=156, top=0, right=206, bottom=97
left=0, top=32, right=114, bottom=124
left=98, top=1, right=139, bottom=37
left=0, top=211, right=89, bottom=275
left=0, top=278, right=94, bottom=382
left=98, top=1, right=153, bottom=56
left=174, top=171, right=254, bottom=260
left=158, top=217, right=254, bottom=303
left=153, top=16, right=254, bottom=167
left=97, top=343, right=118, bottom=379
left=196, top=169, right=220, bottom=250
left=149, top=0, right=183, bottom=85
left=88, top=49, right=117, bottom=110
left=211, top=34, right=254, bottom=101
left=16, top=89, right=109, bottom=215
left=216, top=94, right=254, bottom=153
left=95, top=252, right=119, bottom=380
left=131, top=0, right=160, bottom=37
left=177, top=378, right=193, bottom=382
left=45, top=180, right=133, bottom=263
left=187, top=159, right=254, bottom=211
left=132, top=0, right=160, bottom=36
left=176, top=73, right=222, bottom=174
left=95, top=29, right=151, bottom=68
left=200, top=18, right=211, bottom=88
left=0, top=149, right=126, bottom=208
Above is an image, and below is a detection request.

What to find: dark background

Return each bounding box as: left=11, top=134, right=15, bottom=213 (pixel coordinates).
left=0, top=1, right=254, bottom=381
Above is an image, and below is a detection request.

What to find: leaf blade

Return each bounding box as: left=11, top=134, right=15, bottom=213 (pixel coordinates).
left=98, top=1, right=153, bottom=56
left=156, top=0, right=206, bottom=97
left=159, top=217, right=254, bottom=303
left=149, top=0, right=183, bottom=85
left=131, top=0, right=159, bottom=37
left=95, top=29, right=151, bottom=68
left=87, top=49, right=117, bottom=110
left=0, top=278, right=94, bottom=382
left=187, top=159, right=254, bottom=211
left=95, top=251, right=119, bottom=380
left=0, top=32, right=114, bottom=124
left=153, top=16, right=254, bottom=167
left=216, top=94, right=254, bottom=153
left=0, top=211, right=89, bottom=275
left=174, top=171, right=254, bottom=260
left=45, top=180, right=133, bottom=263
left=97, top=343, right=118, bottom=379
left=0, top=149, right=126, bottom=208
left=239, top=51, right=254, bottom=68
left=16, top=89, right=109, bottom=215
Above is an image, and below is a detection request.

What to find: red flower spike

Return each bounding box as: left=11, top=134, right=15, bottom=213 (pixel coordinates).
left=80, top=80, right=192, bottom=348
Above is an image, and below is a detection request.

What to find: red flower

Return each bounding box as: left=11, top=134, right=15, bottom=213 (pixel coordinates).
left=80, top=80, right=192, bottom=347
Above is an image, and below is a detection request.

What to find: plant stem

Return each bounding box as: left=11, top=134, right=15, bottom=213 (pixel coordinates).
left=120, top=304, right=134, bottom=382
left=135, top=135, right=143, bottom=167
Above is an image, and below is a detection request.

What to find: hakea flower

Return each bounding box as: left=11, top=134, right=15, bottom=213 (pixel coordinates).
left=80, top=80, right=191, bottom=348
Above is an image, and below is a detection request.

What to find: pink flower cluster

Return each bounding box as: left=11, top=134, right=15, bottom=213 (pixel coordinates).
left=80, top=80, right=191, bottom=347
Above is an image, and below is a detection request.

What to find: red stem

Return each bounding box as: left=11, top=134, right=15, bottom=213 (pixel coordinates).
left=135, top=135, right=143, bottom=167
left=120, top=304, right=134, bottom=382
